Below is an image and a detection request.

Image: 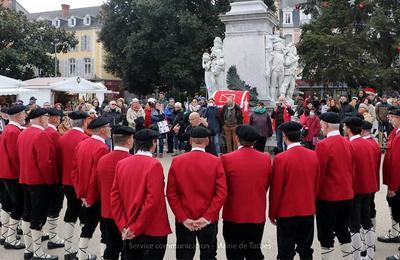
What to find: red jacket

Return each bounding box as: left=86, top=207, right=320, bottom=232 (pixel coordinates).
left=315, top=133, right=354, bottom=201
left=0, top=123, right=22, bottom=179
left=59, top=128, right=89, bottom=186
left=111, top=154, right=171, bottom=236
left=167, top=150, right=227, bottom=223
left=45, top=125, right=62, bottom=183
left=18, top=125, right=55, bottom=185
left=144, top=108, right=152, bottom=128
left=72, top=136, right=109, bottom=199
left=383, top=129, right=398, bottom=186
left=387, top=131, right=400, bottom=191
left=364, top=136, right=381, bottom=190
left=349, top=136, right=379, bottom=194
left=221, top=147, right=272, bottom=223
left=269, top=145, right=320, bottom=221
left=303, top=116, right=321, bottom=142
left=87, top=149, right=130, bottom=218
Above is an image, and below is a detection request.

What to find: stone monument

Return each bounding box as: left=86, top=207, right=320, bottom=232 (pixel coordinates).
left=220, top=0, right=279, bottom=101
left=202, top=37, right=226, bottom=97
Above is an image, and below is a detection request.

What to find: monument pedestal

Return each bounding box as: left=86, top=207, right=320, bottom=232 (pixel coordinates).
left=220, top=0, right=278, bottom=101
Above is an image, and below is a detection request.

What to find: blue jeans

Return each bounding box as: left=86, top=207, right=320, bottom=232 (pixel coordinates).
left=276, top=129, right=284, bottom=153
left=158, top=137, right=164, bottom=154
left=212, top=133, right=221, bottom=155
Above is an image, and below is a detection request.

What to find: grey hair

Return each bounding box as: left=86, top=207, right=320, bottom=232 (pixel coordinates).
left=71, top=119, right=84, bottom=128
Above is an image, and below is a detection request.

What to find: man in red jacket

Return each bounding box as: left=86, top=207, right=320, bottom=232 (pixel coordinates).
left=384, top=109, right=400, bottom=260
left=87, top=125, right=134, bottom=260
left=315, top=112, right=354, bottom=259
left=72, top=117, right=110, bottom=260
left=269, top=121, right=320, bottom=260
left=343, top=116, right=378, bottom=260
left=59, top=111, right=89, bottom=260
left=0, top=105, right=26, bottom=250
left=361, top=120, right=381, bottom=230
left=111, top=129, right=171, bottom=259
left=18, top=108, right=57, bottom=260
left=221, top=125, right=271, bottom=259
left=167, top=126, right=227, bottom=260
left=44, top=108, right=65, bottom=250
left=379, top=108, right=400, bottom=244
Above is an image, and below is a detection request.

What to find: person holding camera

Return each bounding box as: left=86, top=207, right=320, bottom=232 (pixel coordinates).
left=271, top=95, right=295, bottom=153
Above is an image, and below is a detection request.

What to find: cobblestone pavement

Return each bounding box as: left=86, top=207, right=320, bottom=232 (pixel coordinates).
left=0, top=154, right=397, bottom=259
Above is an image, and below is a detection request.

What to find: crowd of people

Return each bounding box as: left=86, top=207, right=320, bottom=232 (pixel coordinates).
left=0, top=89, right=399, bottom=260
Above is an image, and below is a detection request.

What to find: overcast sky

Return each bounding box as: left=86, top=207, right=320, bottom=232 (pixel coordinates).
left=18, top=0, right=105, bottom=13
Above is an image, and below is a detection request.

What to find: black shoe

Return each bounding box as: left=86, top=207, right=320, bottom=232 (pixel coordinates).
left=378, top=235, right=400, bottom=243
left=17, top=228, right=23, bottom=235
left=166, top=150, right=174, bottom=153
left=24, top=252, right=33, bottom=260
left=32, top=255, right=58, bottom=260
left=0, top=238, right=4, bottom=245
left=47, top=240, right=65, bottom=249
left=64, top=252, right=78, bottom=260
left=361, top=250, right=367, bottom=257
left=41, top=235, right=49, bottom=241
left=4, top=241, right=25, bottom=249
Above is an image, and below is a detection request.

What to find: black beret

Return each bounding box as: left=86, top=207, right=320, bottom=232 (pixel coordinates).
left=389, top=109, right=400, bottom=116
left=87, top=117, right=110, bottom=130
left=344, top=112, right=364, bottom=120
left=112, top=125, right=135, bottom=136
left=189, top=126, right=212, bottom=138
left=320, top=112, right=340, bottom=124
left=343, top=116, right=363, bottom=127
left=0, top=107, right=8, bottom=114
left=235, top=125, right=260, bottom=142
left=6, top=105, right=26, bottom=115
left=362, top=120, right=373, bottom=130
left=68, top=111, right=89, bottom=120
left=278, top=121, right=303, bottom=133
left=47, top=108, right=63, bottom=117
left=135, top=129, right=159, bottom=141
left=27, top=108, right=48, bottom=120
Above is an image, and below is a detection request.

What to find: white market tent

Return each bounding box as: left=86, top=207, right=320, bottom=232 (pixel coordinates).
left=20, top=77, right=115, bottom=105
left=0, top=75, right=36, bottom=96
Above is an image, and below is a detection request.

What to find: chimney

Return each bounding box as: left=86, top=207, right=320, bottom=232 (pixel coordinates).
left=61, top=4, right=70, bottom=18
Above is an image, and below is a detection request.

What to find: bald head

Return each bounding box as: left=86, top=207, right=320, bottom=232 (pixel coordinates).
left=189, top=112, right=201, bottom=126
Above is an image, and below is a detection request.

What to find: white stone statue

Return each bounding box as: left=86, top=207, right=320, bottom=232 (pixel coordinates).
left=264, top=35, right=274, bottom=100
left=270, top=38, right=285, bottom=101
left=282, top=43, right=299, bottom=100
left=202, top=37, right=225, bottom=97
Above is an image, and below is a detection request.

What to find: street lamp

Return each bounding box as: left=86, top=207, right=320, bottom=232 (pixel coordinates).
left=54, top=39, right=60, bottom=77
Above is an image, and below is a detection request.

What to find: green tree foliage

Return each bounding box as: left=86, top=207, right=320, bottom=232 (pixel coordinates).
left=0, top=7, right=78, bottom=79
left=99, top=0, right=275, bottom=94
left=298, top=0, right=400, bottom=91
left=226, top=65, right=258, bottom=106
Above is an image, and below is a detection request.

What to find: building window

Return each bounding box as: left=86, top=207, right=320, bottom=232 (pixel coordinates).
left=84, top=16, right=91, bottom=25
left=300, top=10, right=312, bottom=25
left=284, top=34, right=293, bottom=45
left=69, top=58, right=76, bottom=75
left=81, top=35, right=91, bottom=51
left=53, top=19, right=60, bottom=28
left=84, top=58, right=92, bottom=74
left=68, top=17, right=76, bottom=27
left=283, top=12, right=292, bottom=25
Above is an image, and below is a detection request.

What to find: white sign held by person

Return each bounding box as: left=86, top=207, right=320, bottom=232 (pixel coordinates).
left=157, top=120, right=170, bottom=134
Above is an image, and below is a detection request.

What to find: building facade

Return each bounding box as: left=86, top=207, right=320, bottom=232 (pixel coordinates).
left=28, top=4, right=121, bottom=91
left=0, top=0, right=28, bottom=14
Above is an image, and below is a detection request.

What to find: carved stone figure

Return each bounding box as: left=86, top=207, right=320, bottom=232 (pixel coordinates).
left=270, top=38, right=285, bottom=101
left=202, top=37, right=225, bottom=97
left=282, top=43, right=299, bottom=100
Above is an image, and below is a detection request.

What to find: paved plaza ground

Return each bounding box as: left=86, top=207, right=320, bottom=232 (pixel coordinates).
left=0, top=154, right=398, bottom=259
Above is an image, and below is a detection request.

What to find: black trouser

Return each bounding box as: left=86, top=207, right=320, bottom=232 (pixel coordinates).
left=316, top=199, right=352, bottom=248
left=167, top=132, right=174, bottom=152
left=350, top=194, right=373, bottom=233
left=387, top=190, right=400, bottom=223
left=22, top=184, right=50, bottom=230
left=253, top=137, right=267, bottom=152
left=80, top=202, right=101, bottom=239
left=370, top=193, right=376, bottom=219
left=102, top=217, right=122, bottom=260
left=0, top=180, right=12, bottom=213
left=122, top=235, right=167, bottom=260
left=2, top=179, right=24, bottom=219
left=63, top=185, right=81, bottom=223
left=176, top=222, right=217, bottom=260
left=47, top=183, right=64, bottom=218
left=277, top=216, right=314, bottom=260
left=223, top=221, right=264, bottom=260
